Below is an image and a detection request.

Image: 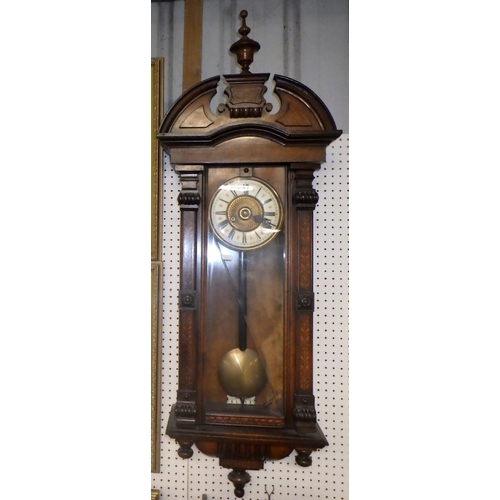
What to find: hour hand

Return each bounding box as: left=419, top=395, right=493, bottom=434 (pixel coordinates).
left=252, top=215, right=275, bottom=228
left=262, top=218, right=276, bottom=229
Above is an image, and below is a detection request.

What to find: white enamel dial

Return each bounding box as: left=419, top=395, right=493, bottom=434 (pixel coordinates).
left=209, top=177, right=283, bottom=251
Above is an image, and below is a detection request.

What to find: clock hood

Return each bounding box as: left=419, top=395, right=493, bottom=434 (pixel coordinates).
left=157, top=72, right=342, bottom=156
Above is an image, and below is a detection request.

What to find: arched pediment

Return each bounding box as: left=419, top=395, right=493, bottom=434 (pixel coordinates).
left=158, top=73, right=341, bottom=153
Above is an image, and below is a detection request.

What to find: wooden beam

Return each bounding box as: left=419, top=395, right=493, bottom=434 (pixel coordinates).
left=182, top=0, right=203, bottom=92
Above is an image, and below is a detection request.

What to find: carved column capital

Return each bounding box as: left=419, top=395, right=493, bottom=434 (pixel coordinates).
left=177, top=191, right=201, bottom=206
left=174, top=165, right=203, bottom=208
left=291, top=163, right=321, bottom=209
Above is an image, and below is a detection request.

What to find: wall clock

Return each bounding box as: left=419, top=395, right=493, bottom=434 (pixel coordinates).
left=157, top=10, right=342, bottom=497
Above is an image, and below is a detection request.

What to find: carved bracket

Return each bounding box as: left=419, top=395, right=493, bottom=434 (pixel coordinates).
left=174, top=389, right=198, bottom=429
left=293, top=394, right=317, bottom=434
left=293, top=394, right=316, bottom=423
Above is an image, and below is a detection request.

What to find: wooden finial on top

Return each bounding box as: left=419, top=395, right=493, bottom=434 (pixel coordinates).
left=230, top=10, right=261, bottom=74
left=237, top=9, right=251, bottom=37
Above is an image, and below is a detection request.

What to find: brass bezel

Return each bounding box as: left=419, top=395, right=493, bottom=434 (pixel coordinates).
left=208, top=176, right=284, bottom=252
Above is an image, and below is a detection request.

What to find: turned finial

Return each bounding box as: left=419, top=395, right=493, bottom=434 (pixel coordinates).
left=229, top=10, right=260, bottom=74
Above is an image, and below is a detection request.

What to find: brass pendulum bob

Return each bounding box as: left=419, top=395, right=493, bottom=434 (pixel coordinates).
left=218, top=250, right=267, bottom=402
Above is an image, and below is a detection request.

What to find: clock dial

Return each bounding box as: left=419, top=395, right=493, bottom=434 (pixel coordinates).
left=209, top=177, right=283, bottom=251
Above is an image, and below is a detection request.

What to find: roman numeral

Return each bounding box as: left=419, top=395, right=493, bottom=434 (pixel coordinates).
left=264, top=211, right=275, bottom=217
left=231, top=190, right=238, bottom=198
left=215, top=211, right=227, bottom=215
left=242, top=233, right=247, bottom=244
left=263, top=198, right=272, bottom=204
left=228, top=229, right=236, bottom=240
left=218, top=219, right=229, bottom=229
left=255, top=231, right=262, bottom=240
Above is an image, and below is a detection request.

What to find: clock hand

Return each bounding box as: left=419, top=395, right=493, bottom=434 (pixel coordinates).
left=251, top=214, right=276, bottom=229
left=262, top=219, right=277, bottom=229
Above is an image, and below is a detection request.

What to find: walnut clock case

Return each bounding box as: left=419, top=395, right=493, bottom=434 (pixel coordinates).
left=157, top=11, right=342, bottom=498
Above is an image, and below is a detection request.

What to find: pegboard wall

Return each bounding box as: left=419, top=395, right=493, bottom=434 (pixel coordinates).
left=152, top=135, right=349, bottom=500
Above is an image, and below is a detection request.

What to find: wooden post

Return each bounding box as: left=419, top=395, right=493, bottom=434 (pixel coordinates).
left=183, top=0, right=203, bottom=92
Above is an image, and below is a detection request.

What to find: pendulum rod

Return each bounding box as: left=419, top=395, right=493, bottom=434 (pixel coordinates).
left=238, top=250, right=247, bottom=351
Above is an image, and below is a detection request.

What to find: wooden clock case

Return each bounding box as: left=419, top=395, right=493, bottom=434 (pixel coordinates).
left=157, top=11, right=342, bottom=497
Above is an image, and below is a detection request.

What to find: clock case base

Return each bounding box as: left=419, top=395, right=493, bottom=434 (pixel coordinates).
left=166, top=406, right=327, bottom=496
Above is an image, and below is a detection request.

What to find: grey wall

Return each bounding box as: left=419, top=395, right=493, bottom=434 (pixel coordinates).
left=152, top=0, right=348, bottom=132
